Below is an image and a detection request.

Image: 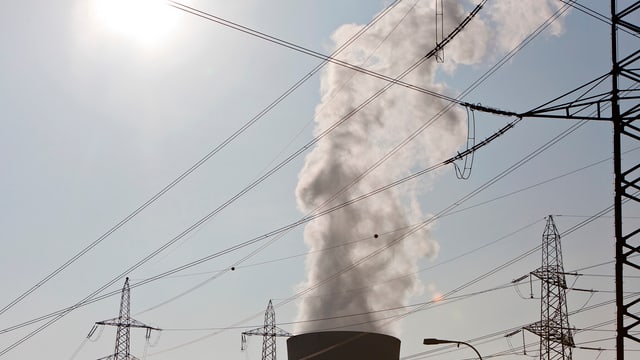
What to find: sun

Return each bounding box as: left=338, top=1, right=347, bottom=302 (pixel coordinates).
left=93, top=0, right=178, bottom=47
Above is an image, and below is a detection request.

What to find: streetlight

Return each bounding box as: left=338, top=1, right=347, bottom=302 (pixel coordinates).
left=423, top=338, right=483, bottom=360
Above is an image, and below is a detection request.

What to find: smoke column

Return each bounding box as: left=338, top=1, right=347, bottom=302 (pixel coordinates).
left=294, top=0, right=567, bottom=335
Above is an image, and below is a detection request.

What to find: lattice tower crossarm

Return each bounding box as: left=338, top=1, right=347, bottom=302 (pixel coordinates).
left=93, top=277, right=160, bottom=360
left=525, top=216, right=574, bottom=360
left=241, top=300, right=291, bottom=360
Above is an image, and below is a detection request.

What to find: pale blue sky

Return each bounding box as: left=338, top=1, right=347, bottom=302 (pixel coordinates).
left=0, top=1, right=636, bottom=359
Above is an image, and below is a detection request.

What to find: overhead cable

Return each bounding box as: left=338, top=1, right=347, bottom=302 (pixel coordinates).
left=168, top=1, right=514, bottom=116
left=0, top=1, right=584, bottom=353
left=0, top=0, right=405, bottom=324
left=147, top=115, right=593, bottom=356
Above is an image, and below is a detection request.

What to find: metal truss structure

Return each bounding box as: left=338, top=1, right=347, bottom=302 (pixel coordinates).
left=525, top=216, right=574, bottom=360
left=90, top=278, right=160, bottom=360
left=610, top=2, right=640, bottom=358
left=520, top=2, right=639, bottom=358
left=241, top=300, right=291, bottom=360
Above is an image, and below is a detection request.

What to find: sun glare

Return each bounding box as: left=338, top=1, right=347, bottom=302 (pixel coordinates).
left=93, top=0, right=178, bottom=47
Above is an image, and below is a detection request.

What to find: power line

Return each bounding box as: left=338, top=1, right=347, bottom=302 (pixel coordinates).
left=133, top=101, right=596, bottom=356
left=165, top=218, right=543, bottom=280
left=91, top=0, right=505, bottom=323
left=0, top=214, right=545, bottom=335
left=0, top=0, right=406, bottom=322
left=0, top=112, right=525, bottom=337
left=0, top=1, right=632, bottom=358
left=269, top=191, right=630, bottom=355
left=163, top=282, right=521, bottom=333
left=461, top=0, right=575, bottom=105
left=0, top=7, right=501, bottom=351
left=167, top=1, right=515, bottom=117
left=558, top=0, right=640, bottom=38
left=137, top=108, right=640, bottom=285
left=146, top=181, right=620, bottom=357
left=141, top=0, right=571, bottom=312
left=0, top=2, right=586, bottom=354
left=400, top=296, right=637, bottom=360
left=560, top=0, right=610, bottom=24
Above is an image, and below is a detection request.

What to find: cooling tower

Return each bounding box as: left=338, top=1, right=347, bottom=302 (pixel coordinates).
left=287, top=331, right=400, bottom=360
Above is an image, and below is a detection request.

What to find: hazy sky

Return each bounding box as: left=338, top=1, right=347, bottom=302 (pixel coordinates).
left=1, top=1, right=637, bottom=359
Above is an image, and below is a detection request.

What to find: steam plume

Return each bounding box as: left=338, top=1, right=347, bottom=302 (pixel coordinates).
left=294, top=0, right=567, bottom=335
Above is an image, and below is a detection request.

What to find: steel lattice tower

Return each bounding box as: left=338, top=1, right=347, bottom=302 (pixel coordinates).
left=517, top=2, right=639, bottom=358
left=611, top=2, right=640, bottom=359
left=93, top=278, right=159, bottom=360
left=525, top=216, right=574, bottom=360
left=241, top=300, right=291, bottom=360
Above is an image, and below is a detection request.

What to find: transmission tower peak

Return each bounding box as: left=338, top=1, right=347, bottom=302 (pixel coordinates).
left=241, top=300, right=291, bottom=360
left=525, top=216, right=574, bottom=360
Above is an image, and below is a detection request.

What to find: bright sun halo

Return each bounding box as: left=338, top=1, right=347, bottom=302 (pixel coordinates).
left=93, top=0, right=177, bottom=46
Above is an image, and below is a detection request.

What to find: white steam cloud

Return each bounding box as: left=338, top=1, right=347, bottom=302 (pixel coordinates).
left=294, top=0, right=567, bottom=336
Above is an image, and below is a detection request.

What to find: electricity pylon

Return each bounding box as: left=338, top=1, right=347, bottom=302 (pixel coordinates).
left=241, top=300, right=291, bottom=360
left=89, top=277, right=160, bottom=360
left=525, top=216, right=574, bottom=360
left=609, top=2, right=640, bottom=358
left=517, top=3, right=639, bottom=358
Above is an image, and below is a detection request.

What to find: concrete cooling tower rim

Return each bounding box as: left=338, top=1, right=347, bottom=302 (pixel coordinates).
left=287, top=331, right=401, bottom=360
